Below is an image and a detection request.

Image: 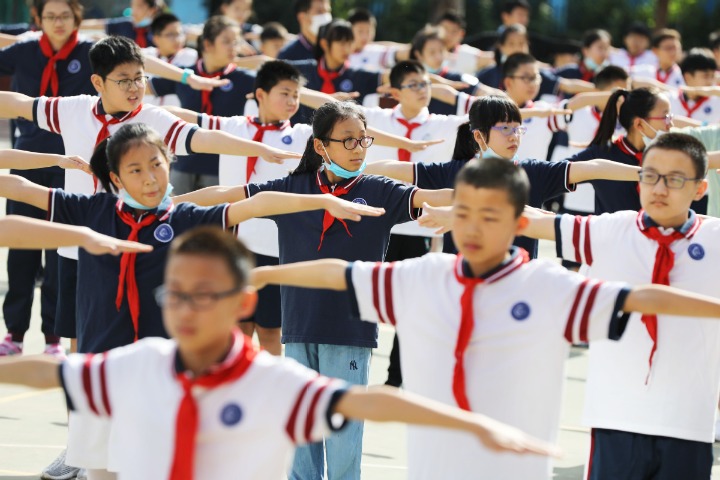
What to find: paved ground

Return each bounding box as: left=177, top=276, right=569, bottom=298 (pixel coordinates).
left=0, top=118, right=719, bottom=479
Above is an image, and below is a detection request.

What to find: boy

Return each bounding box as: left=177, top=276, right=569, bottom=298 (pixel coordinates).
left=630, top=29, right=684, bottom=88
left=521, top=133, right=720, bottom=479
left=346, top=8, right=397, bottom=73
left=609, top=23, right=658, bottom=70
left=671, top=50, right=720, bottom=125
left=277, top=0, right=331, bottom=61
left=250, top=156, right=720, bottom=480
left=499, top=0, right=530, bottom=31
left=0, top=226, right=560, bottom=479
left=259, top=21, right=289, bottom=59
left=435, top=11, right=493, bottom=75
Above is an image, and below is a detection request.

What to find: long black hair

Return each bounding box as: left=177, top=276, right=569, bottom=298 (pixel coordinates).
left=90, top=123, right=171, bottom=194
left=590, top=87, right=661, bottom=146
left=452, top=95, right=522, bottom=161
left=292, top=101, right=367, bottom=175
left=314, top=20, right=354, bottom=61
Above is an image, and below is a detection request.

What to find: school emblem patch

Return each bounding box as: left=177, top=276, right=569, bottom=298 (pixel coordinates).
left=282, top=135, right=293, bottom=145
left=340, top=79, right=354, bottom=91
left=688, top=243, right=705, bottom=260
left=352, top=198, right=368, bottom=205
left=67, top=59, right=82, bottom=74
left=154, top=224, right=174, bottom=243
left=220, top=403, right=243, bottom=426
left=220, top=80, right=234, bottom=92
left=511, top=302, right=531, bottom=321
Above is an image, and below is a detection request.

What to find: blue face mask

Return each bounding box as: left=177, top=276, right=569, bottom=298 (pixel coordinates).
left=584, top=57, right=607, bottom=73
left=121, top=184, right=173, bottom=211
left=135, top=17, right=152, bottom=28
left=474, top=130, right=519, bottom=162
left=321, top=144, right=366, bottom=179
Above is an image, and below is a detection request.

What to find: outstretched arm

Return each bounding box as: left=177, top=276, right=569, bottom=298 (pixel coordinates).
left=520, top=206, right=557, bottom=240
left=0, top=355, right=61, bottom=389
left=567, top=159, right=640, bottom=184
left=364, top=160, right=415, bottom=183
left=624, top=284, right=720, bottom=318
left=0, top=174, right=52, bottom=210
left=190, top=129, right=302, bottom=165
left=162, top=105, right=202, bottom=124
left=143, top=55, right=230, bottom=92
left=557, top=77, right=596, bottom=95
left=251, top=258, right=349, bottom=291
left=173, top=185, right=248, bottom=206
left=0, top=150, right=90, bottom=174
left=413, top=188, right=454, bottom=209
left=336, top=385, right=561, bottom=457
left=0, top=91, right=36, bottom=120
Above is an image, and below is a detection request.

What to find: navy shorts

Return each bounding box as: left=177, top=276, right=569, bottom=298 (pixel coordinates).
left=241, top=253, right=281, bottom=329
left=588, top=428, right=713, bottom=480
left=54, top=256, right=78, bottom=339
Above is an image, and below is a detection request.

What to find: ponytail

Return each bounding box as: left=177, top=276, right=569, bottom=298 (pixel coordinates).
left=590, top=89, right=628, bottom=146
left=292, top=136, right=325, bottom=175
left=590, top=87, right=660, bottom=146
left=90, top=137, right=116, bottom=193
left=452, top=122, right=479, bottom=161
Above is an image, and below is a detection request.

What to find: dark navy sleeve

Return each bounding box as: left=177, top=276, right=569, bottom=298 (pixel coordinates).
left=567, top=144, right=604, bottom=163
left=539, top=69, right=560, bottom=98
left=0, top=23, right=31, bottom=35
left=555, top=65, right=582, bottom=80
left=414, top=161, right=464, bottom=190
left=345, top=263, right=360, bottom=318
left=476, top=66, right=500, bottom=89
left=375, top=176, right=419, bottom=225
left=150, top=77, right=178, bottom=97
left=245, top=176, right=292, bottom=196
left=105, top=18, right=133, bottom=37
left=349, top=69, right=382, bottom=97
left=170, top=202, right=229, bottom=231
left=519, top=159, right=572, bottom=206
left=47, top=189, right=99, bottom=227
left=0, top=41, right=21, bottom=75
left=608, top=287, right=632, bottom=340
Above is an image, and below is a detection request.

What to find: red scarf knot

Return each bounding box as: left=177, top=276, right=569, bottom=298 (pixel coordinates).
left=317, top=58, right=347, bottom=94
left=315, top=171, right=361, bottom=250
left=196, top=61, right=237, bottom=114
left=39, top=30, right=79, bottom=97
left=245, top=117, right=290, bottom=181
left=395, top=116, right=423, bottom=162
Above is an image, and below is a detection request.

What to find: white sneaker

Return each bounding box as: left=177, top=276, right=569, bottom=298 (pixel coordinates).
left=41, top=449, right=80, bottom=480
left=76, top=468, right=87, bottom=480
left=43, top=342, right=67, bottom=361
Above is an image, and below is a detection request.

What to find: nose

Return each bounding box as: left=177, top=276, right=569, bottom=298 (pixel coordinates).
left=652, top=177, right=669, bottom=195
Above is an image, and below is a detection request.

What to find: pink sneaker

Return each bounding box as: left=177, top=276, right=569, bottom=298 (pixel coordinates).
left=0, top=335, right=22, bottom=356
left=43, top=342, right=67, bottom=361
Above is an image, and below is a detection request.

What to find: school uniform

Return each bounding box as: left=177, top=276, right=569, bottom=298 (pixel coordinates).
left=556, top=210, right=720, bottom=479
left=476, top=65, right=561, bottom=103
left=516, top=100, right=563, bottom=161
left=105, top=18, right=153, bottom=48
left=142, top=46, right=198, bottom=107
left=60, top=331, right=348, bottom=479
left=289, top=58, right=383, bottom=124
left=669, top=92, right=720, bottom=125
left=347, top=248, right=631, bottom=480
left=445, top=44, right=482, bottom=76
left=277, top=34, right=315, bottom=61
left=555, top=62, right=596, bottom=83
left=150, top=60, right=256, bottom=189
left=630, top=63, right=685, bottom=88
left=609, top=49, right=658, bottom=71
left=427, top=67, right=478, bottom=116
left=348, top=44, right=396, bottom=72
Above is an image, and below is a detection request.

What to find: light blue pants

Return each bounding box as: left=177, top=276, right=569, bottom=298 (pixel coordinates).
left=284, top=343, right=371, bottom=480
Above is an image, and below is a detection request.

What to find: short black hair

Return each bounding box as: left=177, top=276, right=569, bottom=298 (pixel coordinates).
left=709, top=30, right=720, bottom=51
left=455, top=157, right=529, bottom=218
left=254, top=60, right=303, bottom=93
left=150, top=12, right=180, bottom=36
left=89, top=35, right=144, bottom=79
left=410, top=26, right=443, bottom=61
left=347, top=7, right=375, bottom=26
left=436, top=11, right=466, bottom=30
left=501, top=0, right=530, bottom=15
left=680, top=49, right=717, bottom=75
left=502, top=52, right=535, bottom=79
left=260, top=21, right=288, bottom=42
left=625, top=22, right=651, bottom=39
left=389, top=60, right=425, bottom=88
left=643, top=132, right=708, bottom=179
left=593, top=65, right=628, bottom=89
left=582, top=29, right=611, bottom=49
left=651, top=28, right=681, bottom=49
left=294, top=0, right=313, bottom=15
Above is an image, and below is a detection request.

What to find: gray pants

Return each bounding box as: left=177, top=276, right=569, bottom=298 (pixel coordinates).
left=169, top=168, right=219, bottom=195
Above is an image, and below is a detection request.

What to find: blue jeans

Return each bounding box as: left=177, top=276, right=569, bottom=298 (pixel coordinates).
left=284, top=343, right=371, bottom=480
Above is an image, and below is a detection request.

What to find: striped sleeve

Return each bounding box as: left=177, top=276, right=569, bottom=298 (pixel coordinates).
left=35, top=95, right=95, bottom=135
left=60, top=352, right=113, bottom=418
left=34, top=96, right=62, bottom=134
left=145, top=105, right=198, bottom=156
left=562, top=276, right=631, bottom=344
left=555, top=213, right=595, bottom=265
left=348, top=261, right=399, bottom=326
left=284, top=375, right=348, bottom=445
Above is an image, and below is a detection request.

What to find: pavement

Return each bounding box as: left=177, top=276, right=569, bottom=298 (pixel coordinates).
left=0, top=118, right=719, bottom=479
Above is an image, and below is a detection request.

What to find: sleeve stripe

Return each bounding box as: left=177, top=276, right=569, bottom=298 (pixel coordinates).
left=46, top=189, right=55, bottom=222
left=579, top=282, right=602, bottom=343
left=164, top=120, right=182, bottom=151
left=285, top=379, right=313, bottom=443
left=222, top=204, right=230, bottom=230
left=408, top=188, right=418, bottom=220
left=164, top=120, right=179, bottom=147
left=583, top=216, right=593, bottom=266
left=384, top=263, right=397, bottom=327
left=412, top=163, right=418, bottom=186
left=304, top=379, right=331, bottom=443
left=44, top=99, right=55, bottom=133
left=572, top=216, right=582, bottom=263
left=52, top=98, right=60, bottom=134
left=371, top=263, right=388, bottom=324
left=82, top=354, right=99, bottom=415
left=99, top=352, right=111, bottom=416
left=564, top=279, right=589, bottom=342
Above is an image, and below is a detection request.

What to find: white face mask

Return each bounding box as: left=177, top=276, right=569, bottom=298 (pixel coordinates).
left=310, top=12, right=333, bottom=36
left=640, top=120, right=666, bottom=149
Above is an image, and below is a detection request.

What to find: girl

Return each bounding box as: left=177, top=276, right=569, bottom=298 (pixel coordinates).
left=365, top=95, right=642, bottom=258
left=81, top=0, right=164, bottom=48
left=556, top=29, right=612, bottom=83
left=150, top=15, right=258, bottom=193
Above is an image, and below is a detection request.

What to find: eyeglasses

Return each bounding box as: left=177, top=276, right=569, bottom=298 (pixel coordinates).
left=154, top=285, right=242, bottom=311
left=508, top=73, right=542, bottom=84
left=645, top=113, right=674, bottom=128
left=42, top=13, right=74, bottom=23
left=157, top=32, right=186, bottom=40
left=490, top=125, right=527, bottom=137
left=325, top=136, right=374, bottom=150
left=399, top=81, right=430, bottom=92
left=638, top=170, right=702, bottom=189
left=105, top=76, right=150, bottom=91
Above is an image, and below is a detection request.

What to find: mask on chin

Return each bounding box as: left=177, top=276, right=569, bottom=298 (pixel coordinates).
left=474, top=130, right=518, bottom=161
left=640, top=120, right=667, bottom=150
left=120, top=184, right=174, bottom=211
left=320, top=144, right=366, bottom=179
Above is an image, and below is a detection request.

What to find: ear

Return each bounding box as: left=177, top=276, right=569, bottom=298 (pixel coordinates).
left=236, top=286, right=259, bottom=320
left=313, top=137, right=327, bottom=158
left=473, top=129, right=487, bottom=151
left=91, top=74, right=105, bottom=95
left=516, top=214, right=529, bottom=235
left=389, top=87, right=402, bottom=102
left=254, top=88, right=267, bottom=104
left=319, top=38, right=329, bottom=54
left=501, top=76, right=510, bottom=90
left=694, top=178, right=709, bottom=200
left=109, top=171, right=123, bottom=191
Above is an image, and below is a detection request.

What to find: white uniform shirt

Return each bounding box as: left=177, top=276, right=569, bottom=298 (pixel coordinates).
left=444, top=44, right=482, bottom=75
left=349, top=251, right=630, bottom=480
left=348, top=44, right=396, bottom=72
left=609, top=49, right=658, bottom=70
left=517, top=100, right=559, bottom=161
left=142, top=47, right=198, bottom=107
left=630, top=63, right=685, bottom=88
left=669, top=92, right=720, bottom=125
left=61, top=333, right=347, bottom=479
left=556, top=211, right=720, bottom=442
left=201, top=114, right=305, bottom=257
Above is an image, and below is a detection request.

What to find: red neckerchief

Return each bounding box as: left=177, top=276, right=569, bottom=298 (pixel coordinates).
left=451, top=248, right=529, bottom=410
left=245, top=117, right=290, bottom=181
left=436, top=66, right=450, bottom=77
left=317, top=58, right=348, bottom=94
left=196, top=60, right=237, bottom=114
left=93, top=99, right=143, bottom=147
left=315, top=171, right=361, bottom=250
left=170, top=331, right=258, bottom=480
left=135, top=26, right=148, bottom=48
left=656, top=64, right=679, bottom=84
left=393, top=107, right=424, bottom=162
left=114, top=199, right=173, bottom=341
left=591, top=106, right=602, bottom=122
left=38, top=30, right=79, bottom=97
left=579, top=62, right=594, bottom=82
left=635, top=210, right=701, bottom=383
left=614, top=136, right=643, bottom=165
left=678, top=92, right=710, bottom=118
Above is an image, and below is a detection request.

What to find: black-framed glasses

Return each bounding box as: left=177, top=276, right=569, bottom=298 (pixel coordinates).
left=399, top=81, right=430, bottom=92
left=508, top=73, right=542, bottom=84
left=638, top=170, right=702, bottom=189
left=326, top=136, right=374, bottom=150
left=42, top=13, right=74, bottom=23
left=490, top=125, right=527, bottom=137
left=154, top=285, right=242, bottom=311
left=105, top=76, right=150, bottom=92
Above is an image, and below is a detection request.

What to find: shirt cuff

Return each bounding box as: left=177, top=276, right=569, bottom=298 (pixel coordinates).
left=608, top=286, right=632, bottom=340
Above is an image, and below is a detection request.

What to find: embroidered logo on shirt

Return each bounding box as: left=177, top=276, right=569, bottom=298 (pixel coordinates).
left=352, top=198, right=368, bottom=205
left=67, top=59, right=82, bottom=74
left=704, top=106, right=713, bottom=114
left=282, top=135, right=293, bottom=145
left=523, top=117, right=532, bottom=124
left=220, top=403, right=243, bottom=426
left=688, top=243, right=705, bottom=260
left=154, top=224, right=174, bottom=243
left=220, top=80, right=234, bottom=92
left=340, top=79, right=354, bottom=92
left=349, top=360, right=358, bottom=371
left=511, top=302, right=531, bottom=321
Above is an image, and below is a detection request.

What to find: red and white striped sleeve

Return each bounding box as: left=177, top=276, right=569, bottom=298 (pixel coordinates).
left=284, top=374, right=349, bottom=445
left=34, top=95, right=95, bottom=135
left=144, top=105, right=199, bottom=156
left=60, top=352, right=113, bottom=418
left=556, top=213, right=596, bottom=266
left=347, top=260, right=400, bottom=327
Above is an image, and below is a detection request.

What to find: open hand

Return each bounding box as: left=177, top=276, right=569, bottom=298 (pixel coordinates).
left=473, top=415, right=563, bottom=457
left=260, top=145, right=303, bottom=164
left=324, top=195, right=386, bottom=221
left=403, top=138, right=445, bottom=152
left=187, top=74, right=231, bottom=92
left=58, top=155, right=92, bottom=174
left=332, top=91, right=360, bottom=101
left=418, top=203, right=453, bottom=234
left=81, top=230, right=153, bottom=256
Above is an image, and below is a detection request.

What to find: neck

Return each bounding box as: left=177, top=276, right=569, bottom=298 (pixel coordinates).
left=658, top=61, right=674, bottom=71
left=466, top=250, right=511, bottom=277
left=257, top=108, right=285, bottom=125
left=301, top=29, right=316, bottom=46
left=651, top=211, right=691, bottom=230
left=323, top=56, right=344, bottom=71
left=400, top=103, right=423, bottom=121
left=325, top=168, right=344, bottom=185
left=47, top=34, right=71, bottom=52
left=508, top=92, right=526, bottom=107
left=203, top=56, right=227, bottom=74
left=626, top=130, right=645, bottom=151
left=685, top=90, right=702, bottom=101
left=178, top=334, right=234, bottom=377
left=158, top=48, right=179, bottom=59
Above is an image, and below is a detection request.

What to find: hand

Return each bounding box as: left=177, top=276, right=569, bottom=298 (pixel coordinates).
left=402, top=138, right=445, bottom=153
left=473, top=415, right=563, bottom=457
left=331, top=91, right=360, bottom=101
left=81, top=229, right=154, bottom=256
left=248, top=268, right=267, bottom=290
left=259, top=145, right=302, bottom=164
left=376, top=84, right=392, bottom=95
left=323, top=195, right=385, bottom=221
left=187, top=74, right=231, bottom=92
left=57, top=155, right=92, bottom=174
left=235, top=38, right=257, bottom=57
left=418, top=203, right=453, bottom=234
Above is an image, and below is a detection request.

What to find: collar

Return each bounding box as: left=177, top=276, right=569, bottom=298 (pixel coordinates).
left=392, top=105, right=430, bottom=124
left=456, top=247, right=529, bottom=283
left=614, top=136, right=643, bottom=162
left=316, top=170, right=363, bottom=190
left=246, top=116, right=291, bottom=129
left=174, top=329, right=245, bottom=377
left=318, top=57, right=349, bottom=74
left=115, top=197, right=174, bottom=221
left=197, top=59, right=237, bottom=76
left=636, top=209, right=701, bottom=238
left=298, top=33, right=314, bottom=52
left=94, top=99, right=142, bottom=120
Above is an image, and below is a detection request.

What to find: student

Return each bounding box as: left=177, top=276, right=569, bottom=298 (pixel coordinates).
left=365, top=95, right=641, bottom=258
left=630, top=29, right=684, bottom=88
left=498, top=0, right=530, bottom=32
left=0, top=226, right=562, bottom=480
left=670, top=50, right=720, bottom=125
left=277, top=0, right=332, bottom=61
left=150, top=15, right=258, bottom=193
left=212, top=0, right=262, bottom=53
left=346, top=8, right=397, bottom=73
left=521, top=133, right=720, bottom=479
left=609, top=23, right=657, bottom=70
left=82, top=0, right=164, bottom=48
left=435, top=11, right=494, bottom=76
left=556, top=29, right=612, bottom=83
left=259, top=21, right=289, bottom=59
left=250, top=156, right=720, bottom=480
left=142, top=13, right=198, bottom=107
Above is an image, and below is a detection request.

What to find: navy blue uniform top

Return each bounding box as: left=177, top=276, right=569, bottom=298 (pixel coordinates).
left=277, top=34, right=315, bottom=61
left=476, top=65, right=560, bottom=101
left=245, top=171, right=419, bottom=348
left=151, top=62, right=256, bottom=176
left=415, top=158, right=574, bottom=258
left=290, top=59, right=382, bottom=124
left=49, top=190, right=228, bottom=353
left=0, top=23, right=34, bottom=35
left=428, top=68, right=476, bottom=116
left=105, top=18, right=153, bottom=46
left=0, top=38, right=95, bottom=153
